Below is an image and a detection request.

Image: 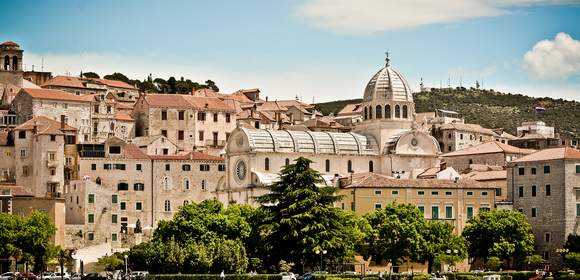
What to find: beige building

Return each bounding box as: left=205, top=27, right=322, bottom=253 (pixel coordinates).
left=507, top=147, right=580, bottom=268
left=133, top=94, right=236, bottom=154
left=510, top=121, right=563, bottom=150
left=442, top=141, right=535, bottom=172
left=433, top=123, right=515, bottom=153
left=42, top=75, right=139, bottom=102
left=130, top=135, right=179, bottom=155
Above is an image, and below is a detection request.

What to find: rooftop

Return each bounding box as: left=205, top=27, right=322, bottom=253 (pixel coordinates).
left=14, top=116, right=77, bottom=135
left=340, top=172, right=488, bottom=189
left=20, top=88, right=94, bottom=103
left=512, top=147, right=580, bottom=162
left=443, top=141, right=535, bottom=157
left=42, top=76, right=136, bottom=90
left=143, top=94, right=235, bottom=111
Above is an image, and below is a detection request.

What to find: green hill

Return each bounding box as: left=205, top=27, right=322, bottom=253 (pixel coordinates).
left=314, top=88, right=579, bottom=138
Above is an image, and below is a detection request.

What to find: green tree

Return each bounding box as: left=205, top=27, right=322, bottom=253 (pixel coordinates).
left=525, top=254, right=545, bottom=269
left=82, top=72, right=100, bottom=79
left=565, top=252, right=580, bottom=272
left=462, top=210, right=535, bottom=268
left=363, top=203, right=426, bottom=270
left=97, top=254, right=124, bottom=271
left=16, top=211, right=56, bottom=272
left=0, top=213, right=21, bottom=258
left=565, top=234, right=580, bottom=252
left=257, top=157, right=359, bottom=272
left=104, top=72, right=131, bottom=83
left=422, top=221, right=467, bottom=273
left=486, top=256, right=502, bottom=271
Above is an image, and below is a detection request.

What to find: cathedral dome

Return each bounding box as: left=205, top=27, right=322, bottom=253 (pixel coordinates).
left=363, top=56, right=412, bottom=103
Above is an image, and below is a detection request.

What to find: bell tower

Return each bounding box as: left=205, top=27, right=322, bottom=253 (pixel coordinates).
left=0, top=41, right=24, bottom=87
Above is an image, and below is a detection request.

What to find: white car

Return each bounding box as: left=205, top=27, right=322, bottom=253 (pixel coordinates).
left=0, top=272, right=19, bottom=280
left=41, top=272, right=56, bottom=280
left=280, top=272, right=296, bottom=280
left=71, top=274, right=83, bottom=280
left=130, top=272, right=149, bottom=280
left=53, top=272, right=71, bottom=280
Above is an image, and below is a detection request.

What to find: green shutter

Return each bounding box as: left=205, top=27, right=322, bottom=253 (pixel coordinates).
left=112, top=214, right=118, bottom=224
left=445, top=206, right=453, bottom=219
left=432, top=206, right=439, bottom=219
left=88, top=194, right=95, bottom=203
left=467, top=207, right=474, bottom=219
left=577, top=204, right=580, bottom=217
left=88, top=214, right=94, bottom=223
left=112, top=195, right=118, bottom=204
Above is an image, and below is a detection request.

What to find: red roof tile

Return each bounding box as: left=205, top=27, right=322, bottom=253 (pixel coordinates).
left=143, top=94, right=235, bottom=112
left=122, top=144, right=150, bottom=160
left=114, top=112, right=134, bottom=121
left=15, top=116, right=77, bottom=134
left=443, top=141, right=535, bottom=157
left=0, top=184, right=33, bottom=197
left=341, top=172, right=489, bottom=189
left=21, top=88, right=94, bottom=103
left=512, top=147, right=580, bottom=162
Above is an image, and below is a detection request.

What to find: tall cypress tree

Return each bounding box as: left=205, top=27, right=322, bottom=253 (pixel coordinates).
left=257, top=157, right=358, bottom=272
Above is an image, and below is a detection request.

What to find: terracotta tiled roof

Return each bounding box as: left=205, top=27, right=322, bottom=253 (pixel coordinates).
left=338, top=103, right=363, bottom=116
left=443, top=141, right=535, bottom=157
left=149, top=151, right=224, bottom=161
left=513, top=133, right=548, bottom=140
left=0, top=184, right=33, bottom=197
left=122, top=144, right=150, bottom=160
left=1, top=41, right=20, bottom=47
left=21, top=88, right=94, bottom=103
left=341, top=172, right=489, bottom=189
left=416, top=167, right=440, bottom=178
left=42, top=76, right=87, bottom=89
left=92, top=78, right=136, bottom=90
left=439, top=123, right=496, bottom=135
left=303, top=118, right=344, bottom=129
left=14, top=116, right=77, bottom=134
left=143, top=94, right=235, bottom=112
left=462, top=170, right=506, bottom=181
left=512, top=147, right=580, bottom=162
left=114, top=112, right=134, bottom=121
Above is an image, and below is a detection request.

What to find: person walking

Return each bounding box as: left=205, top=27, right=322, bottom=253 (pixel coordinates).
left=220, top=271, right=225, bottom=280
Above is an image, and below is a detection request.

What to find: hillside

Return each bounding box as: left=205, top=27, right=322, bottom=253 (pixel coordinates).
left=314, top=88, right=579, bottom=137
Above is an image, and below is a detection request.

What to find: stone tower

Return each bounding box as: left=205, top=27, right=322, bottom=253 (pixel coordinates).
left=354, top=53, right=415, bottom=154
left=0, top=41, right=24, bottom=87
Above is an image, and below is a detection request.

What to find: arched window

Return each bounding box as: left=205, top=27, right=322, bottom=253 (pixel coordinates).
left=183, top=200, right=189, bottom=206
left=369, top=161, right=374, bottom=172
left=376, top=105, right=382, bottom=118
left=402, top=105, right=408, bottom=119
left=285, top=158, right=290, bottom=166
left=325, top=159, right=330, bottom=172
left=12, top=56, right=18, bottom=71
left=164, top=200, right=171, bottom=212
left=348, top=160, right=353, bottom=173
left=364, top=107, right=368, bottom=120
left=3, top=55, right=9, bottom=70
left=369, top=106, right=373, bottom=119
left=385, top=105, right=391, bottom=119
left=95, top=177, right=101, bottom=185
left=110, top=122, right=115, bottom=131
left=163, top=176, right=169, bottom=190
left=201, top=179, right=207, bottom=190
left=184, top=178, right=190, bottom=190
left=265, top=157, right=270, bottom=171
left=395, top=105, right=401, bottom=118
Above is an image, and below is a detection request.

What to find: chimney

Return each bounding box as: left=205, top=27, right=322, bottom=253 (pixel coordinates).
left=266, top=96, right=269, bottom=101
left=32, top=120, right=38, bottom=134
left=439, top=160, right=447, bottom=171
left=60, top=115, right=66, bottom=129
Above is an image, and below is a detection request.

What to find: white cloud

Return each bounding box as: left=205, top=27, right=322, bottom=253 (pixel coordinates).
left=296, top=0, right=579, bottom=33
left=522, top=32, right=580, bottom=80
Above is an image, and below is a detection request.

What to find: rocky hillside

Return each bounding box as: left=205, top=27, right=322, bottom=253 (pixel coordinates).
left=314, top=88, right=579, bottom=137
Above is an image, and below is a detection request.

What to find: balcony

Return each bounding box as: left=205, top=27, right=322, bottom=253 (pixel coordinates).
left=205, top=139, right=226, bottom=147
left=79, top=150, right=105, bottom=158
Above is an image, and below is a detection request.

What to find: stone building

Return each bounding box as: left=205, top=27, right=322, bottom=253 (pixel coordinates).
left=442, top=141, right=535, bottom=172
left=130, top=135, right=179, bottom=156
left=432, top=123, right=515, bottom=153
left=510, top=121, right=563, bottom=150
left=507, top=147, right=580, bottom=268
left=42, top=75, right=139, bottom=102
left=0, top=41, right=23, bottom=88
left=219, top=57, right=441, bottom=205
left=133, top=94, right=236, bottom=155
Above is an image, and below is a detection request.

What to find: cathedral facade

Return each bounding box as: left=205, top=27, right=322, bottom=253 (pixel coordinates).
left=218, top=58, right=441, bottom=205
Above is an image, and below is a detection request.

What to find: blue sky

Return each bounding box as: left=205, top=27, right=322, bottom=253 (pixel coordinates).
left=2, top=0, right=579, bottom=101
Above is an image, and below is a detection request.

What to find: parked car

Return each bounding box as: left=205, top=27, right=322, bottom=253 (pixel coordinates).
left=280, top=272, right=296, bottom=280
left=80, top=273, right=106, bottom=280
left=342, top=271, right=357, bottom=275
left=70, top=274, right=83, bottom=280
left=301, top=271, right=328, bottom=280
left=40, top=273, right=55, bottom=280
left=1, top=272, right=20, bottom=280
left=130, top=272, right=148, bottom=280
left=53, top=272, right=71, bottom=280
left=17, top=272, right=37, bottom=280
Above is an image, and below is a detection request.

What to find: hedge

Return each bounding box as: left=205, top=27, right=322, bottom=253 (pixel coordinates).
left=146, top=275, right=282, bottom=280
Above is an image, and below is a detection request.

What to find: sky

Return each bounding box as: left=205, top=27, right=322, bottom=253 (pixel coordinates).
left=1, top=0, right=580, bottom=102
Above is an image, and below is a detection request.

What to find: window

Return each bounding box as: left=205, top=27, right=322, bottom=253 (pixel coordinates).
left=376, top=105, right=382, bottom=118
left=460, top=133, right=464, bottom=140
left=184, top=178, right=190, bottom=190
left=136, top=202, right=142, bottom=211
left=402, top=105, right=408, bottom=118
left=518, top=186, right=524, bottom=197
left=96, top=177, right=101, bottom=185
left=369, top=161, right=374, bottom=172
left=418, top=191, right=425, bottom=196
left=495, top=188, right=502, bottom=196
left=161, top=110, right=167, bottom=120
left=347, top=160, right=353, bottom=173
left=482, top=191, right=488, bottom=196
left=50, top=135, right=56, bottom=141
left=577, top=203, right=580, bottom=217
left=87, top=232, right=94, bottom=241
left=201, top=179, right=207, bottom=190
left=325, top=159, right=330, bottom=172
left=218, top=164, right=225, bottom=171
left=136, top=164, right=142, bottom=171
left=117, top=182, right=129, bottom=191
left=163, top=148, right=168, bottom=155
left=531, top=185, right=537, bottom=197
left=198, top=131, right=204, bottom=141
left=392, top=190, right=399, bottom=196
left=164, top=200, right=171, bottom=212
left=200, top=164, right=210, bottom=171
left=109, top=146, right=121, bottom=154
left=161, top=130, right=167, bottom=137
left=91, top=164, right=97, bottom=170
left=518, top=167, right=525, bottom=175
left=111, top=233, right=118, bottom=241
left=111, top=214, right=118, bottom=224
left=111, top=194, right=118, bottom=204
left=374, top=190, right=382, bottom=196
left=104, top=163, right=111, bottom=170
left=545, top=232, right=551, bottom=243
left=178, top=111, right=185, bottom=120
left=49, top=168, right=56, bottom=176
left=445, top=191, right=452, bottom=196
left=226, top=113, right=231, bottom=123
left=134, top=183, right=144, bottom=191
left=265, top=158, right=270, bottom=171
left=88, top=213, right=95, bottom=223
left=213, top=113, right=218, bottom=122
left=88, top=194, right=95, bottom=203
left=467, top=206, right=474, bottom=219
left=418, top=205, right=425, bottom=214
left=20, top=149, right=26, bottom=158
left=18, top=131, right=26, bottom=139
left=431, top=206, right=439, bottom=219
left=395, top=105, right=400, bottom=118
left=385, top=105, right=391, bottom=118
left=114, top=164, right=126, bottom=170
left=183, top=200, right=189, bottom=206
left=285, top=158, right=290, bottom=166
left=544, top=165, right=551, bottom=174
left=197, top=112, right=206, bottom=121
left=531, top=207, right=537, bottom=217
left=432, top=191, right=439, bottom=196
left=120, top=202, right=126, bottom=210
left=374, top=203, right=382, bottom=210
left=531, top=168, right=537, bottom=175
left=178, top=130, right=184, bottom=140
left=445, top=205, right=453, bottom=219
left=466, top=191, right=473, bottom=196
left=576, top=165, right=580, bottom=174
left=182, top=164, right=191, bottom=171
left=545, top=185, right=551, bottom=196
left=165, top=164, right=170, bottom=171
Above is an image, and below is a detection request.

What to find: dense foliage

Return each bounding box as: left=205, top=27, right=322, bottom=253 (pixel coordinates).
left=0, top=211, right=56, bottom=272
left=462, top=209, right=535, bottom=268
left=314, top=88, right=579, bottom=138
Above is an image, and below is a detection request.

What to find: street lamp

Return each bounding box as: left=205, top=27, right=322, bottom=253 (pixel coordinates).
left=444, top=249, right=459, bottom=272
left=124, top=254, right=128, bottom=276
left=315, top=250, right=327, bottom=271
